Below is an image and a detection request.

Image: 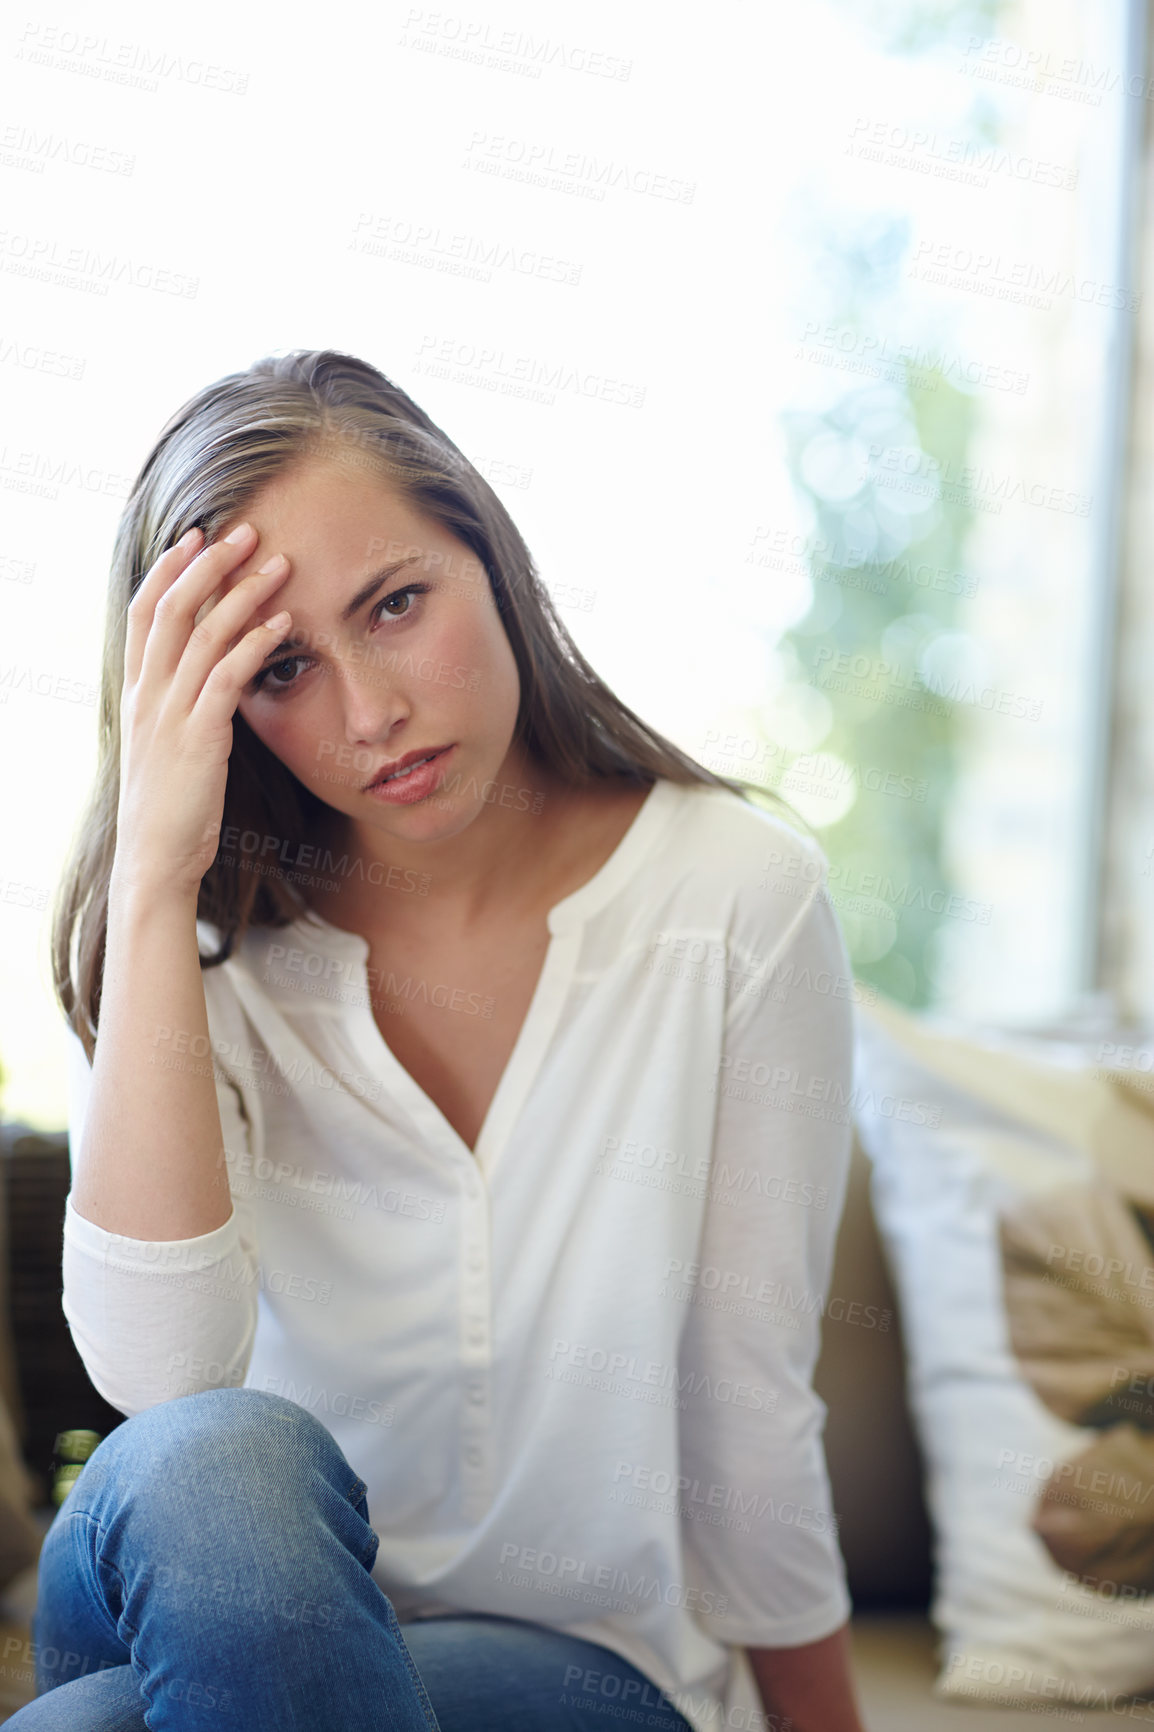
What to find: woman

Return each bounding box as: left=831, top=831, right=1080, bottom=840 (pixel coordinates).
left=25, top=350, right=866, bottom=1731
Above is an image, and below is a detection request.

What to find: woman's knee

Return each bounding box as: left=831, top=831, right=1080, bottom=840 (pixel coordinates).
left=72, top=1388, right=351, bottom=1508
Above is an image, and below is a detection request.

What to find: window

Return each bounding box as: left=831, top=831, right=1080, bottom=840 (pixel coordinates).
left=698, top=0, right=1142, bottom=1025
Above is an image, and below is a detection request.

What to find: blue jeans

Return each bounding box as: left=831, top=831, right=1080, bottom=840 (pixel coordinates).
left=7, top=1387, right=696, bottom=1730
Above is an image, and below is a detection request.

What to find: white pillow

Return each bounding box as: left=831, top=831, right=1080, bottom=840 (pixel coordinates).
left=853, top=995, right=1154, bottom=1711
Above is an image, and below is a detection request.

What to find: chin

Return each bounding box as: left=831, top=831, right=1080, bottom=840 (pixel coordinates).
left=351, top=780, right=466, bottom=823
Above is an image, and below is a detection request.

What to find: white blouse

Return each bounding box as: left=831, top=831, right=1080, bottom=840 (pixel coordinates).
left=61, top=774, right=855, bottom=1732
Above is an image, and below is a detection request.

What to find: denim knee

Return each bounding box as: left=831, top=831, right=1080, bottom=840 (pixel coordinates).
left=72, top=1388, right=362, bottom=1510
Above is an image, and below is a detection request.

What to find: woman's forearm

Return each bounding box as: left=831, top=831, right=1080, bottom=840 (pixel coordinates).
left=746, top=1622, right=867, bottom=1732
left=68, top=873, right=235, bottom=1241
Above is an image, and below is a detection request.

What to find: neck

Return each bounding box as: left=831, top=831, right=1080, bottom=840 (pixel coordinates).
left=310, top=748, right=577, bottom=934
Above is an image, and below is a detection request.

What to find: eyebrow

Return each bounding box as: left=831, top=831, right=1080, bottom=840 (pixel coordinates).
left=256, top=555, right=422, bottom=668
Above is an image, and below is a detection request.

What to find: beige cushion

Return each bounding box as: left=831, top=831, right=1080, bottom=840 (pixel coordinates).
left=812, top=1030, right=1154, bottom=1615
left=849, top=998, right=1154, bottom=1705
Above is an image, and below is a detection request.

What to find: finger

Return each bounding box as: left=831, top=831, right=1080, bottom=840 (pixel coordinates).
left=168, top=556, right=292, bottom=711
left=136, top=523, right=264, bottom=688
left=123, top=526, right=204, bottom=688
left=191, top=609, right=295, bottom=730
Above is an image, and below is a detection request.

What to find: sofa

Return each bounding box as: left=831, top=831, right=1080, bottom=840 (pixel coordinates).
left=0, top=1101, right=1130, bottom=1727
left=813, top=1132, right=1090, bottom=1729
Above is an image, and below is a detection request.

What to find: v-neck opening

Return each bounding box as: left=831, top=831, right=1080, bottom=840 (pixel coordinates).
left=283, top=776, right=679, bottom=1180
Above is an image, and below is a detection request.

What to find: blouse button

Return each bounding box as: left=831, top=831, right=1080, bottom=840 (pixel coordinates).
left=465, top=1446, right=482, bottom=1467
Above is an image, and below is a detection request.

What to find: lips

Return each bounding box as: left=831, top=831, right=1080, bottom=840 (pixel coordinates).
left=363, top=747, right=450, bottom=792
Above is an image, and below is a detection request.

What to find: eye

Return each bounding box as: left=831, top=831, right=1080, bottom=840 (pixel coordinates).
left=379, top=587, right=420, bottom=618
left=371, top=579, right=432, bottom=626
left=249, top=582, right=431, bottom=697
left=251, top=653, right=310, bottom=696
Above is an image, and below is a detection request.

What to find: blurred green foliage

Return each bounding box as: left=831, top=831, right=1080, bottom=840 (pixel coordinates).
left=754, top=0, right=1006, bottom=1007
left=776, top=370, right=978, bottom=1006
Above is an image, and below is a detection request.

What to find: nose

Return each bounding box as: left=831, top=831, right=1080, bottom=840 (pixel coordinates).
left=331, top=648, right=409, bottom=747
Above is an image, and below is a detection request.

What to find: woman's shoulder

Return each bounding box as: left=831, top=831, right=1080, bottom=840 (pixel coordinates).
left=660, top=777, right=829, bottom=890
left=662, top=784, right=850, bottom=998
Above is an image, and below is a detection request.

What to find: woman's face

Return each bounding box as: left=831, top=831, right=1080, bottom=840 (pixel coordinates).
left=223, top=457, right=526, bottom=845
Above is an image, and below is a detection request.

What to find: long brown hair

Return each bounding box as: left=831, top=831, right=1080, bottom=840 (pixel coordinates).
left=52, top=349, right=802, bottom=1061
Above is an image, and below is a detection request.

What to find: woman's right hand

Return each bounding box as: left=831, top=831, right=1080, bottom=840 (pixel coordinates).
left=113, top=521, right=293, bottom=898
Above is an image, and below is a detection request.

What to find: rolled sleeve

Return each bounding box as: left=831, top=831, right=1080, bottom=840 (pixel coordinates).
left=675, top=844, right=855, bottom=1647
left=60, top=1022, right=260, bottom=1418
